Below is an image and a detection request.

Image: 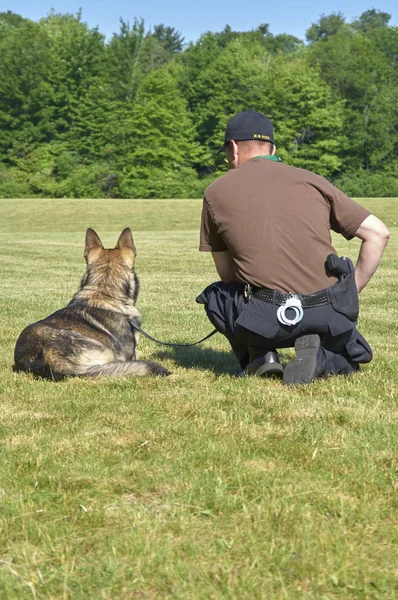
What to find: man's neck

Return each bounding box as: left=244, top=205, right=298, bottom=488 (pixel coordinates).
left=238, top=152, right=272, bottom=165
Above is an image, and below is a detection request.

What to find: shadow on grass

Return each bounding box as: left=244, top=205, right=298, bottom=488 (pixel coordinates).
left=154, top=346, right=238, bottom=375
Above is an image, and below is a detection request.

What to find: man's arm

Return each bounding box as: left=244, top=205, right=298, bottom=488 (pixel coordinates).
left=212, top=251, right=239, bottom=283
left=354, top=214, right=390, bottom=294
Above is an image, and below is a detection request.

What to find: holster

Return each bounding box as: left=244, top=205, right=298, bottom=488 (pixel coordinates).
left=326, top=255, right=359, bottom=322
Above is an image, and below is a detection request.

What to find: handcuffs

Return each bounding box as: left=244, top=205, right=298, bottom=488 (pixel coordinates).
left=276, top=295, right=304, bottom=326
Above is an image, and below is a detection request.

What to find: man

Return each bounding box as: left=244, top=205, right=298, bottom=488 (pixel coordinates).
left=197, top=110, right=390, bottom=384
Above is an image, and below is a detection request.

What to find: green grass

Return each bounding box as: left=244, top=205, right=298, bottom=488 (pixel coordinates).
left=0, top=197, right=397, bottom=599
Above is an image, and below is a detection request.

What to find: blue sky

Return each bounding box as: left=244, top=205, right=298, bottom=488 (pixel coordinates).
left=6, top=0, right=398, bottom=42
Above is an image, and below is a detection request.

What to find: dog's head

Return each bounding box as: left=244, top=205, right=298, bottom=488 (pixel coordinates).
left=85, top=227, right=136, bottom=266
left=81, top=228, right=139, bottom=305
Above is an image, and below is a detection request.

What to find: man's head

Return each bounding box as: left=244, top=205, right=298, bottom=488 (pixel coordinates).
left=218, top=110, right=276, bottom=168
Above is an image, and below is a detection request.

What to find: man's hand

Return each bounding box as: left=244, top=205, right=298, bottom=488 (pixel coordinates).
left=212, top=251, right=239, bottom=283
left=354, top=214, right=390, bottom=294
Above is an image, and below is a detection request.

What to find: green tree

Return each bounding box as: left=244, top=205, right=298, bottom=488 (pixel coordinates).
left=178, top=32, right=226, bottom=112
left=140, top=24, right=185, bottom=71
left=151, top=24, right=184, bottom=53
left=105, top=18, right=146, bottom=102
left=182, top=38, right=342, bottom=177
left=67, top=79, right=130, bottom=196
left=352, top=9, right=391, bottom=33
left=265, top=55, right=345, bottom=175
left=0, top=12, right=105, bottom=157
left=0, top=10, right=27, bottom=35
left=39, top=11, right=106, bottom=134
left=307, top=26, right=396, bottom=171
left=0, top=12, right=107, bottom=196
left=117, top=68, right=201, bottom=198
left=306, top=12, right=347, bottom=43
left=0, top=19, right=52, bottom=160
left=184, top=39, right=273, bottom=159
left=263, top=33, right=304, bottom=55
left=352, top=10, right=398, bottom=84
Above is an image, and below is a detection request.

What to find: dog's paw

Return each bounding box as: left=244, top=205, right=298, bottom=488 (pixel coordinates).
left=151, top=363, right=171, bottom=377
left=156, top=366, right=171, bottom=377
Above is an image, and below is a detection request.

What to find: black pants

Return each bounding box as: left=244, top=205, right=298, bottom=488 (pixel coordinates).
left=196, top=281, right=372, bottom=375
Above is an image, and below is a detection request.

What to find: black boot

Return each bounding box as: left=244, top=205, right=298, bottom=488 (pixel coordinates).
left=238, top=347, right=284, bottom=377
left=283, top=334, right=326, bottom=385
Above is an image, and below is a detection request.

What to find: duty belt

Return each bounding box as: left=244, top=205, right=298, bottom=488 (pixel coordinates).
left=251, top=287, right=329, bottom=308
left=244, top=285, right=330, bottom=327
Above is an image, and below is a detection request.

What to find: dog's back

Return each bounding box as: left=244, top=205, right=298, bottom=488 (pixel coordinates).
left=14, top=228, right=170, bottom=379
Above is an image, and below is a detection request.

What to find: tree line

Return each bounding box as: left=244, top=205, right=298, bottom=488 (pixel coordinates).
left=0, top=8, right=397, bottom=198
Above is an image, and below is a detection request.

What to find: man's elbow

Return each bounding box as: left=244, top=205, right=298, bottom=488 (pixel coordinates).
left=378, top=223, right=390, bottom=248
left=383, top=225, right=390, bottom=246
left=356, top=216, right=390, bottom=248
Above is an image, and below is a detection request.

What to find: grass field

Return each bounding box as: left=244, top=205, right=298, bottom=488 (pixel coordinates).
left=0, top=197, right=397, bottom=599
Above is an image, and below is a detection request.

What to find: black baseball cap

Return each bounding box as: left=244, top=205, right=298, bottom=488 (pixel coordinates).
left=217, top=110, right=275, bottom=154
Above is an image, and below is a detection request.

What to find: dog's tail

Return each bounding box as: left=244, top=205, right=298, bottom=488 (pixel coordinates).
left=17, top=353, right=170, bottom=380
left=76, top=360, right=170, bottom=378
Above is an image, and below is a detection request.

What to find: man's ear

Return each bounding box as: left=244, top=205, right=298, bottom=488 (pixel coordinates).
left=271, top=144, right=276, bottom=156
left=230, top=140, right=239, bottom=158
left=116, top=228, right=136, bottom=256
left=85, top=228, right=103, bottom=261
left=228, top=140, right=240, bottom=167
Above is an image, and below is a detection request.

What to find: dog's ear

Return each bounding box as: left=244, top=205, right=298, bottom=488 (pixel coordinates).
left=85, top=228, right=104, bottom=262
left=116, top=228, right=136, bottom=255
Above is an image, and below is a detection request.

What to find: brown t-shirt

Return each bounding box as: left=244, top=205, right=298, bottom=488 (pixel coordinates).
left=200, top=158, right=371, bottom=294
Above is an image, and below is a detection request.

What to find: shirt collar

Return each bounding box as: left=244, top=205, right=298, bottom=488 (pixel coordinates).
left=252, top=155, right=282, bottom=162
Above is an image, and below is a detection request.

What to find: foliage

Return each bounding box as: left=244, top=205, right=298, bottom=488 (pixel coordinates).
left=105, top=18, right=146, bottom=102
left=264, top=55, right=345, bottom=175
left=115, top=68, right=202, bottom=198
left=333, top=170, right=398, bottom=198
left=0, top=10, right=27, bottom=33
left=306, top=12, right=347, bottom=43
left=0, top=9, right=397, bottom=198
left=352, top=8, right=391, bottom=33
left=151, top=24, right=184, bottom=54
left=307, top=24, right=398, bottom=174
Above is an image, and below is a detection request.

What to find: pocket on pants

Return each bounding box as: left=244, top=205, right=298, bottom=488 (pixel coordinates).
left=328, top=314, right=355, bottom=337
left=235, top=298, right=280, bottom=339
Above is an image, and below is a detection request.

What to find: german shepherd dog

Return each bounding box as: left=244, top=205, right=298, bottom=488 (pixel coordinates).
left=14, top=228, right=170, bottom=379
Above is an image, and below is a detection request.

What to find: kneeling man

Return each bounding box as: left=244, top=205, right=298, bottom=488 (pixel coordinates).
left=197, top=110, right=390, bottom=384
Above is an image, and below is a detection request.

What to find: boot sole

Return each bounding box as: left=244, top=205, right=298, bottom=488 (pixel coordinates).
left=283, top=334, right=324, bottom=385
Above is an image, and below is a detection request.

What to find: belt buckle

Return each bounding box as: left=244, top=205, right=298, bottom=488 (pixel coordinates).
left=277, top=294, right=304, bottom=326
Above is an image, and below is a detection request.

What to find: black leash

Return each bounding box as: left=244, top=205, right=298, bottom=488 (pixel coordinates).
left=129, top=320, right=218, bottom=348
